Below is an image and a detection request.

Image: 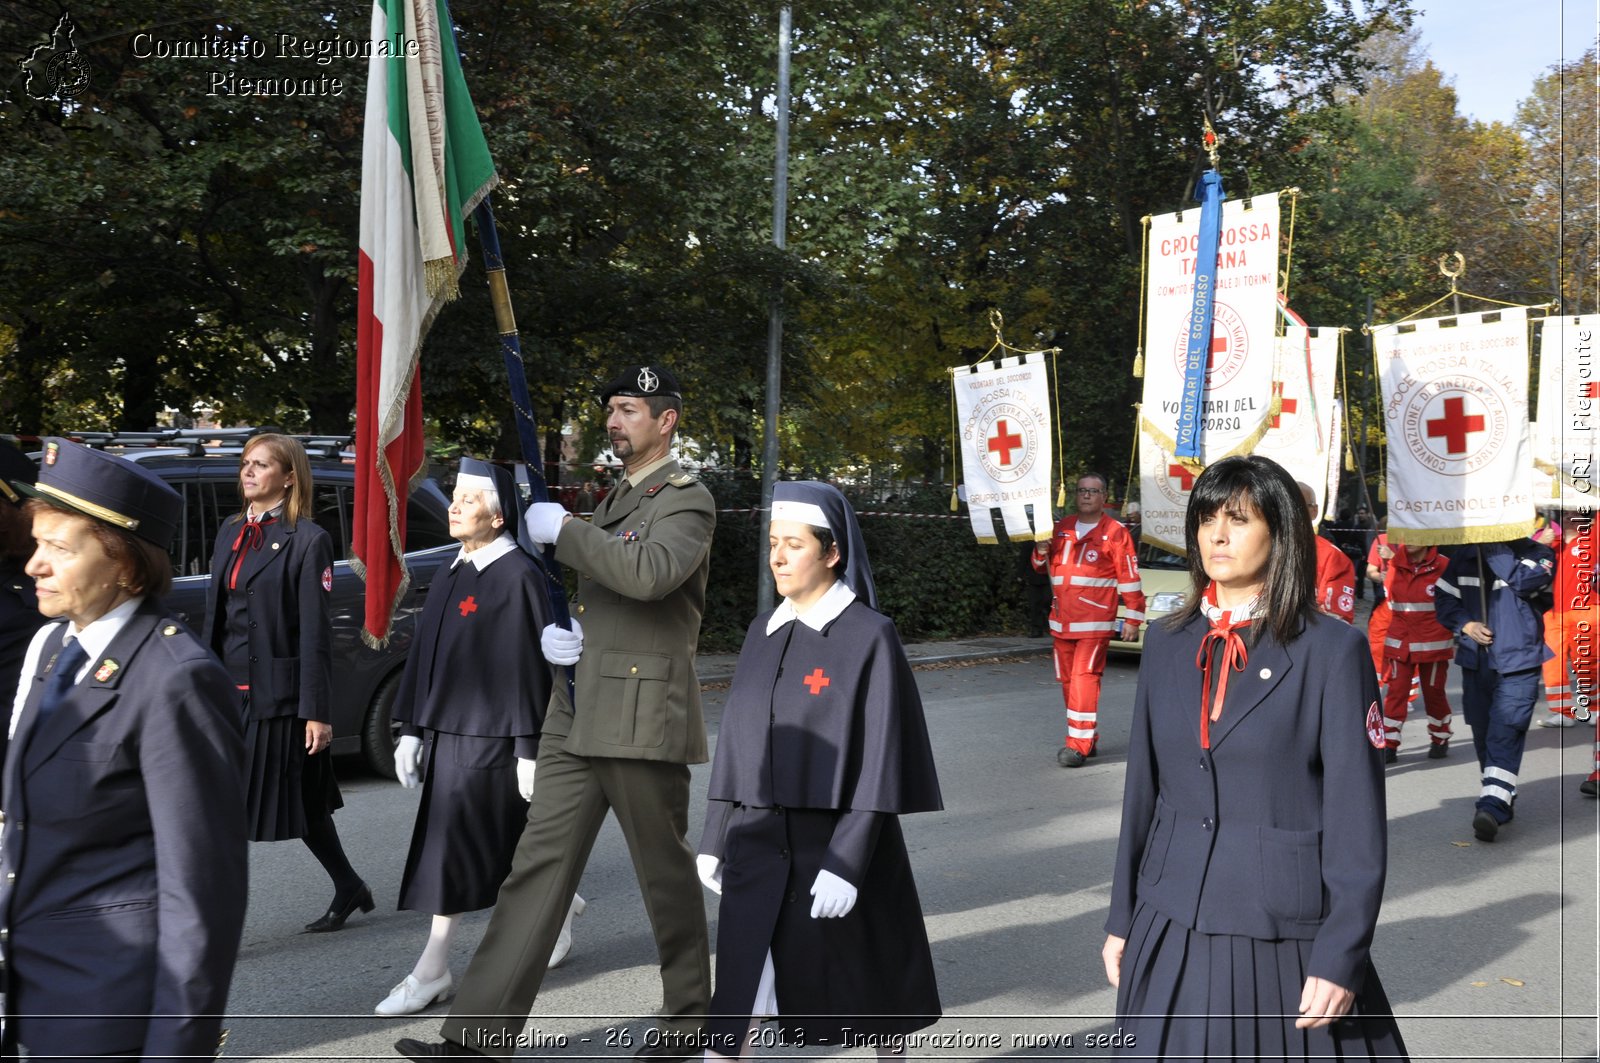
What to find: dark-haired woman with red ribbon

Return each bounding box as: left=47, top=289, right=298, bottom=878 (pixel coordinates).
left=204, top=433, right=372, bottom=932
left=1101, top=454, right=1407, bottom=1062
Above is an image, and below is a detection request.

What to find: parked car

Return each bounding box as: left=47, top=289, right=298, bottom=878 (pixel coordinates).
left=1109, top=542, right=1191, bottom=654
left=52, top=431, right=457, bottom=776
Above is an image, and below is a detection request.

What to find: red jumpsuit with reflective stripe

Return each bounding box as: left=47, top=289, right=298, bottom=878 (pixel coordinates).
left=1539, top=521, right=1600, bottom=782
left=1378, top=545, right=1454, bottom=750
left=1033, top=515, right=1145, bottom=755
left=1313, top=536, right=1356, bottom=623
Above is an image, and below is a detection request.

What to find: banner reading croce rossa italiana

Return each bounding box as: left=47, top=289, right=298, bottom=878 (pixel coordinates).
left=1138, top=191, right=1281, bottom=553
left=1379, top=307, right=1534, bottom=544
left=953, top=353, right=1054, bottom=544
left=1533, top=314, right=1600, bottom=508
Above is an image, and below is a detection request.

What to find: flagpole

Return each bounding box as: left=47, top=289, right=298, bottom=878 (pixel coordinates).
left=473, top=197, right=578, bottom=698
left=757, top=3, right=792, bottom=615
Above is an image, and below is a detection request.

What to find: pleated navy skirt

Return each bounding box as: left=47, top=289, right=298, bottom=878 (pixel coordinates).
left=241, top=696, right=343, bottom=843
left=1115, top=902, right=1409, bottom=1062
left=397, top=730, right=528, bottom=914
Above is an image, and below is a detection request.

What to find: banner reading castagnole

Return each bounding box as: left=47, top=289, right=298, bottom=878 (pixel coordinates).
left=1379, top=307, right=1534, bottom=544
left=953, top=353, right=1054, bottom=544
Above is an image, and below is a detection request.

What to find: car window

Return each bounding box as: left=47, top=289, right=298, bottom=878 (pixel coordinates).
left=314, top=482, right=351, bottom=559
left=172, top=480, right=206, bottom=577
left=406, top=487, right=454, bottom=551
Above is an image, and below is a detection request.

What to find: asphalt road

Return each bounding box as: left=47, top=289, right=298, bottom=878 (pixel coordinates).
left=222, top=652, right=1599, bottom=1060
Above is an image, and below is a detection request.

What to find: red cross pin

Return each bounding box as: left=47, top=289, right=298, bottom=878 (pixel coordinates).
left=802, top=667, right=831, bottom=695
left=458, top=596, right=478, bottom=617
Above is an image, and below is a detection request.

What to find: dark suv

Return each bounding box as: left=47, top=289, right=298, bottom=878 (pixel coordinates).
left=62, top=431, right=457, bottom=776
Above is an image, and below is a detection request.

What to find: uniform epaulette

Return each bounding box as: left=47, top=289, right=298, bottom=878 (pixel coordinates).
left=156, top=620, right=209, bottom=662
left=666, top=472, right=698, bottom=487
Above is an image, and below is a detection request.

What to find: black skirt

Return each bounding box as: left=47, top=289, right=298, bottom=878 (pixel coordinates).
left=1115, top=901, right=1410, bottom=1062
left=240, top=695, right=343, bottom=843
left=397, top=730, right=528, bottom=914
left=708, top=806, right=940, bottom=1053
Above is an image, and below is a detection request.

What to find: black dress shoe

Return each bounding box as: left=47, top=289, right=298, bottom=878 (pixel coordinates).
left=395, top=1037, right=488, bottom=1059
left=305, top=881, right=375, bottom=933
left=1472, top=809, right=1500, bottom=843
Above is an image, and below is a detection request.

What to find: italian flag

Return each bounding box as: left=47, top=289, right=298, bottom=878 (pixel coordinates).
left=353, top=0, right=496, bottom=647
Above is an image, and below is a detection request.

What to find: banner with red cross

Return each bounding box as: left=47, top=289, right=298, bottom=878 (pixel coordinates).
left=952, top=351, right=1054, bottom=544
left=1532, top=314, right=1600, bottom=511
left=1378, top=307, right=1534, bottom=545
left=1138, top=191, right=1281, bottom=467
left=1255, top=311, right=1340, bottom=527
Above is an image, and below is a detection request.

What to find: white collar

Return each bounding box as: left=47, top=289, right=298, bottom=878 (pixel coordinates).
left=453, top=532, right=518, bottom=571
left=66, top=597, right=143, bottom=678
left=1201, top=594, right=1260, bottom=625
left=767, top=579, right=856, bottom=635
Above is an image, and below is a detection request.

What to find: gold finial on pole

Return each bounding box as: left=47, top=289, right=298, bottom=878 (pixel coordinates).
left=1202, top=115, right=1222, bottom=169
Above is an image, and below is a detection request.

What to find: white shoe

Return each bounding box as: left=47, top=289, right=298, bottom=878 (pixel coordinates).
left=548, top=893, right=587, bottom=969
left=1538, top=713, right=1579, bottom=728
left=374, top=971, right=453, bottom=1016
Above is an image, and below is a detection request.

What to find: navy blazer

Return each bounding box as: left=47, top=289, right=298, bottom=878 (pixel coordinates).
left=0, top=601, right=248, bottom=1059
left=1105, top=610, right=1387, bottom=992
left=203, top=514, right=334, bottom=722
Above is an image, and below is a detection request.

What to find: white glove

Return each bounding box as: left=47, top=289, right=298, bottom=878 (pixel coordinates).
left=696, top=854, right=723, bottom=896
left=809, top=869, right=857, bottom=918
left=524, top=502, right=570, bottom=545
left=516, top=757, right=537, bottom=801
left=541, top=620, right=584, bottom=666
left=394, top=735, right=422, bottom=789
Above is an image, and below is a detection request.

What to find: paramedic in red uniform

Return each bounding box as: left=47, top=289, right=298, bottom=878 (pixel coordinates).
left=1300, top=483, right=1355, bottom=623
left=1374, top=540, right=1455, bottom=762
left=1033, top=473, right=1144, bottom=768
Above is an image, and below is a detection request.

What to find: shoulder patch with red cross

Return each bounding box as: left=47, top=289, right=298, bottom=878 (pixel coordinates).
left=1365, top=701, right=1386, bottom=749
left=321, top=566, right=333, bottom=593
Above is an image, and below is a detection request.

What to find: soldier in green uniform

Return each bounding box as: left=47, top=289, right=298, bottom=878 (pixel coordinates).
left=398, top=365, right=714, bottom=1062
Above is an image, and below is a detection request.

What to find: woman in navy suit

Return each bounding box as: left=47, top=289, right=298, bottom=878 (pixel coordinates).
left=1102, top=455, right=1407, bottom=1061
left=4, top=439, right=247, bottom=1059
left=203, top=433, right=372, bottom=931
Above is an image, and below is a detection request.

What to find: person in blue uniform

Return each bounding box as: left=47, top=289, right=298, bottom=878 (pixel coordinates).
left=203, top=433, right=372, bottom=931
left=1432, top=538, right=1555, bottom=842
left=377, top=458, right=582, bottom=1016
left=697, top=480, right=943, bottom=1059
left=0, top=442, right=44, bottom=781
left=1102, top=454, right=1407, bottom=1062
left=3, top=438, right=247, bottom=1060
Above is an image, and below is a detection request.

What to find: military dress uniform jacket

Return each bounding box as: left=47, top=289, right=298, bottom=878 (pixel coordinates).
left=1, top=601, right=248, bottom=1060
left=550, top=460, right=714, bottom=763
left=1105, top=611, right=1387, bottom=993
left=202, top=515, right=334, bottom=722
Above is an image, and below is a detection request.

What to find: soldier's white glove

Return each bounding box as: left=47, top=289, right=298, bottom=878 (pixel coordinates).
left=541, top=621, right=584, bottom=666
left=524, top=502, right=570, bottom=545
left=516, top=757, right=537, bottom=801
left=696, top=854, right=723, bottom=896
left=809, top=869, right=857, bottom=918
left=394, top=735, right=422, bottom=789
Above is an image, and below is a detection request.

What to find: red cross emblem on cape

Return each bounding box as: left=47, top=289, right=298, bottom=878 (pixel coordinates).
left=802, top=667, right=831, bottom=695
left=458, top=596, right=478, bottom=617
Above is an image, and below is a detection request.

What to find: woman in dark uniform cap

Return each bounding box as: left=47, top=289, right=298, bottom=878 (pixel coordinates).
left=376, top=458, right=582, bottom=1016
left=3, top=438, right=247, bottom=1060
left=697, top=480, right=942, bottom=1059
left=1102, top=454, right=1407, bottom=1061
left=203, top=432, right=372, bottom=931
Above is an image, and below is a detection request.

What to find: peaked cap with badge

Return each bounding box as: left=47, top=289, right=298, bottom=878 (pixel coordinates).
left=13, top=437, right=181, bottom=550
